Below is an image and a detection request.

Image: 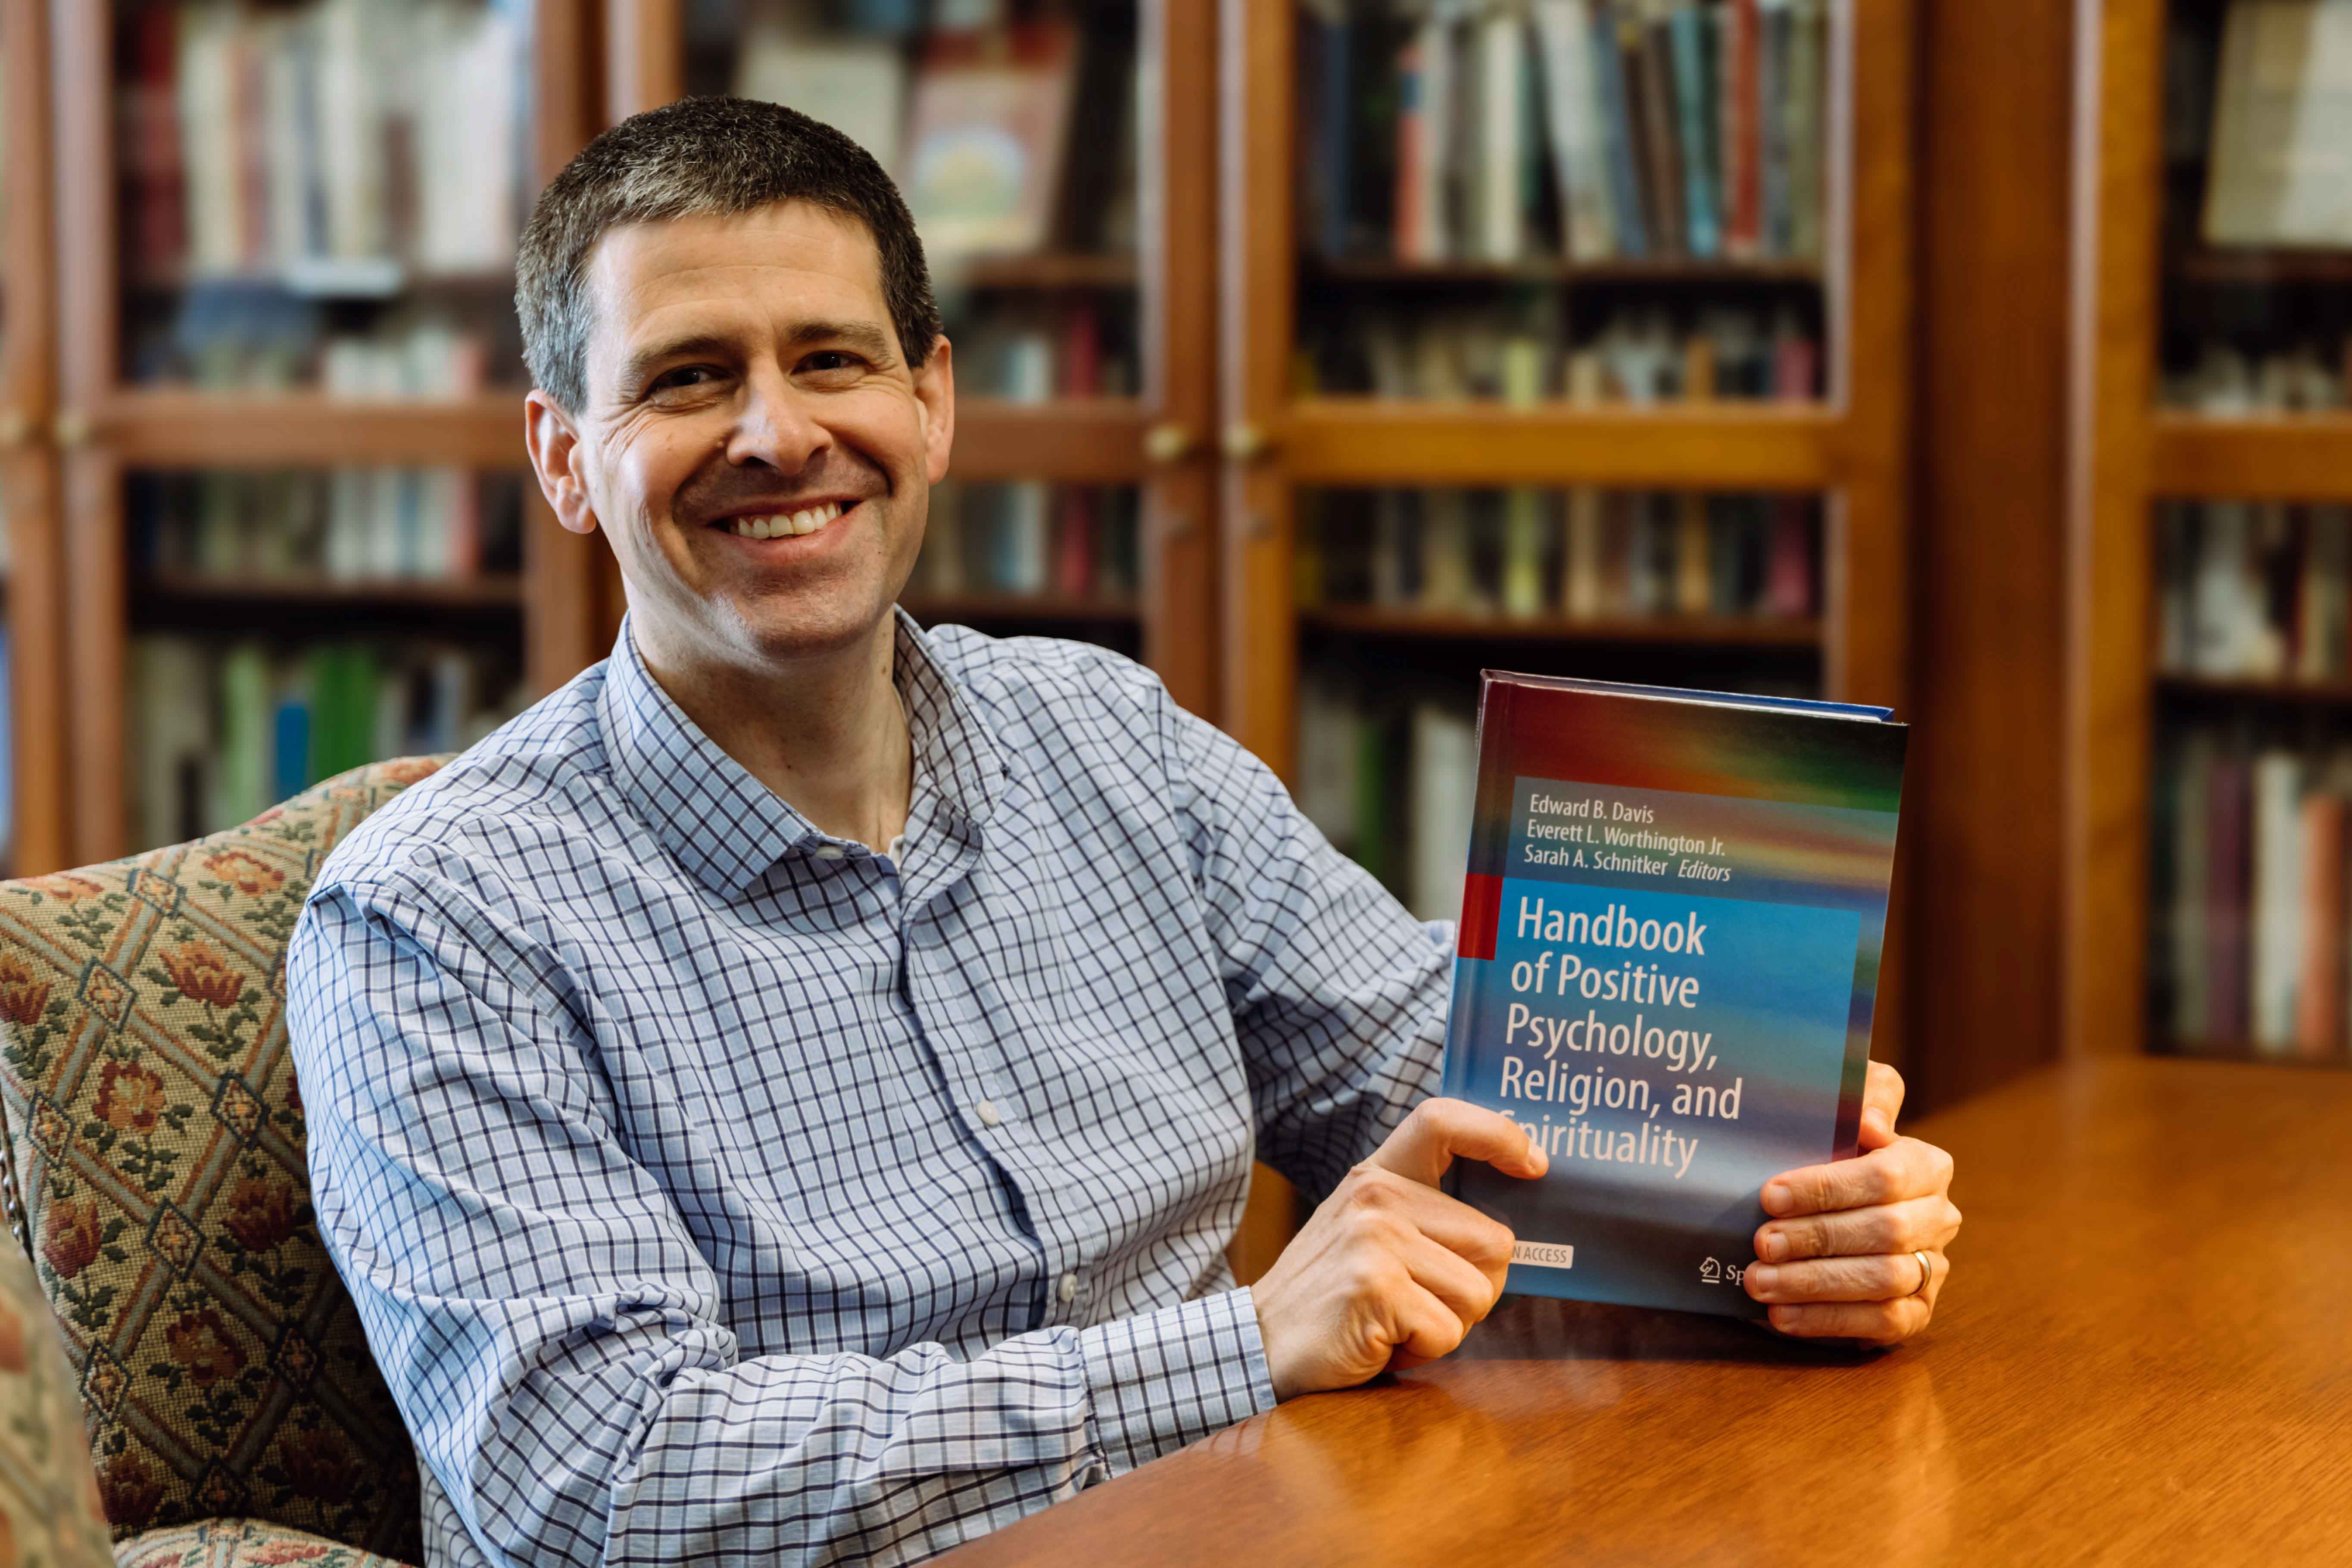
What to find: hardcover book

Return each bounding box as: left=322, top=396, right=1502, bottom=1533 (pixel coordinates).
left=1440, top=672, right=1906, bottom=1318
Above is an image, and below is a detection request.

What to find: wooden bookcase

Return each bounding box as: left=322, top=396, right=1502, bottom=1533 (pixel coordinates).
left=2, top=0, right=67, bottom=877
left=47, top=0, right=606, bottom=866
left=2067, top=0, right=2352, bottom=1063
left=602, top=0, right=1222, bottom=721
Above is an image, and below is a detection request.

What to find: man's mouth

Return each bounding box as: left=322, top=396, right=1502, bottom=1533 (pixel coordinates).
left=714, top=499, right=849, bottom=540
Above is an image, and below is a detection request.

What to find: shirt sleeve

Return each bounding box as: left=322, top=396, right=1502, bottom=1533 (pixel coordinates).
left=1159, top=698, right=1452, bottom=1203
left=287, top=876, right=1273, bottom=1568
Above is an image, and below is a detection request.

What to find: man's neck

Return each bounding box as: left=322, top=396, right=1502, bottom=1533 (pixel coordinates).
left=633, top=614, right=914, bottom=850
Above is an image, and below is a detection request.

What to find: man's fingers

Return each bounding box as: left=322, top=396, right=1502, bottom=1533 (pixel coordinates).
left=1754, top=1195, right=1962, bottom=1262
left=1332, top=1165, right=1517, bottom=1289
left=1762, top=1295, right=1934, bottom=1344
left=1762, top=1136, right=1954, bottom=1218
left=1399, top=1230, right=1505, bottom=1332
left=1370, top=1097, right=1548, bottom=1188
left=1384, top=1278, right=1471, bottom=1365
left=1744, top=1250, right=1943, bottom=1305
left=1859, top=1061, right=1905, bottom=1147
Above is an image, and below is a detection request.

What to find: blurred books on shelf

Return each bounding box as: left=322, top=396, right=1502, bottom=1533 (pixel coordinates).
left=1300, top=297, right=1817, bottom=399
left=127, top=469, right=525, bottom=586
left=2161, top=341, right=2352, bottom=412
left=117, top=0, right=530, bottom=388
left=128, top=633, right=523, bottom=848
left=2153, top=726, right=2352, bottom=1061
left=2198, top=0, right=2352, bottom=249
left=1298, top=486, right=1818, bottom=623
left=909, top=481, right=1139, bottom=602
left=1299, top=0, right=1827, bottom=268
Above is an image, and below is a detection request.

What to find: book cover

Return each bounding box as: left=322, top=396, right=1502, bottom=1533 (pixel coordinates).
left=1668, top=0, right=1722, bottom=258
left=902, top=23, right=1078, bottom=262
left=1440, top=672, right=1906, bottom=1318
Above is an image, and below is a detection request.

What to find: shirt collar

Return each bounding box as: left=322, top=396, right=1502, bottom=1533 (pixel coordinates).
left=599, top=607, right=1009, bottom=901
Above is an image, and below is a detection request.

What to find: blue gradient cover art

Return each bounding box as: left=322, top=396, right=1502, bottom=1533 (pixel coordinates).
left=1440, top=676, right=1907, bottom=1319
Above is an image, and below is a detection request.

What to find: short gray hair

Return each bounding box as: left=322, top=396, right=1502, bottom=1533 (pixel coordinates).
left=515, top=97, right=942, bottom=412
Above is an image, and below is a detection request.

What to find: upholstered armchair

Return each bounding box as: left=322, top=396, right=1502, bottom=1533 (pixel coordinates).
left=0, top=758, right=453, bottom=1566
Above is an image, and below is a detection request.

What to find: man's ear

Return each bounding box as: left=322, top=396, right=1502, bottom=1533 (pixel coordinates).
left=913, top=336, right=955, bottom=486
left=524, top=390, right=600, bottom=537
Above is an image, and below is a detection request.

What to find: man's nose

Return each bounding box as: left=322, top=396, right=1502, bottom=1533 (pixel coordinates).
left=725, top=362, right=829, bottom=472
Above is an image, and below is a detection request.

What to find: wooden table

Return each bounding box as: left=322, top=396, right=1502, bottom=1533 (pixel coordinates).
left=940, top=1057, right=2352, bottom=1565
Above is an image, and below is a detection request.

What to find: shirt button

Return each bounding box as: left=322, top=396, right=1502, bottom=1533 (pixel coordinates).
left=812, top=846, right=845, bottom=861
left=1058, top=1272, right=1079, bottom=1304
left=975, top=1100, right=1001, bottom=1128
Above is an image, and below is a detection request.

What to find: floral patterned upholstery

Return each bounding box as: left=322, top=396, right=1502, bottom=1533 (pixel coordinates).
left=0, top=1169, right=116, bottom=1568
left=115, top=1518, right=411, bottom=1567
left=0, top=759, right=449, bottom=1563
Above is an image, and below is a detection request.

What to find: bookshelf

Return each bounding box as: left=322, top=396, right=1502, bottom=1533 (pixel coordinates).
left=50, top=0, right=606, bottom=865
left=604, top=0, right=1221, bottom=720
left=1220, top=0, right=1912, bottom=923
left=2070, top=0, right=2352, bottom=1066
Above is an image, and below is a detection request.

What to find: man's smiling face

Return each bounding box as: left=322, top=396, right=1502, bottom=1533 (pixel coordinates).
left=540, top=200, right=954, bottom=673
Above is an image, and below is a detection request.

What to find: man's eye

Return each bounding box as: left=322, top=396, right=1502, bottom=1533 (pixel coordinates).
left=802, top=351, right=864, bottom=374
left=649, top=366, right=721, bottom=395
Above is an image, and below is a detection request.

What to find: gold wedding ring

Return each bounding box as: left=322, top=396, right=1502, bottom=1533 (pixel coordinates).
left=1910, top=1249, right=1934, bottom=1297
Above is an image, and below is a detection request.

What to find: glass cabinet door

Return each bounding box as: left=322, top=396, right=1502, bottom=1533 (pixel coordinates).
left=1293, top=0, right=1835, bottom=408
left=2158, top=0, right=2352, bottom=418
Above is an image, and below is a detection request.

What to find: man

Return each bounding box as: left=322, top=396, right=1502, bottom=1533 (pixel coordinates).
left=287, top=98, right=1960, bottom=1568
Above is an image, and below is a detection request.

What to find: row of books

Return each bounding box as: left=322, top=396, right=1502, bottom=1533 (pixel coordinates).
left=1296, top=663, right=1817, bottom=920
left=906, top=483, right=1140, bottom=600
left=130, top=294, right=510, bottom=392
left=1300, top=488, right=1819, bottom=621
left=2153, top=729, right=2352, bottom=1059
left=955, top=301, right=1138, bottom=400
left=1301, top=301, right=1820, bottom=400
left=131, top=636, right=524, bottom=849
left=2161, top=342, right=2352, bottom=415
left=128, top=470, right=527, bottom=585
left=2156, top=500, right=2352, bottom=684
left=732, top=6, right=1136, bottom=265
left=1300, top=0, right=1828, bottom=267
left=122, top=0, right=526, bottom=286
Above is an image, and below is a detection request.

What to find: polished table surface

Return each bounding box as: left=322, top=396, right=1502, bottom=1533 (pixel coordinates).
left=939, top=1057, right=2352, bottom=1566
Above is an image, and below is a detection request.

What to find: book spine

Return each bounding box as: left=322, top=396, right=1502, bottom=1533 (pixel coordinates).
left=2250, top=751, right=2305, bottom=1051
left=1723, top=0, right=1761, bottom=257
left=1786, top=0, right=1825, bottom=259
left=1631, top=2, right=1686, bottom=256
left=2296, top=789, right=2347, bottom=1055
left=1393, top=41, right=1429, bottom=259
left=1668, top=1, right=1721, bottom=258
left=1590, top=2, right=1649, bottom=256
left=1479, top=8, right=1526, bottom=262
left=1532, top=0, right=1616, bottom=261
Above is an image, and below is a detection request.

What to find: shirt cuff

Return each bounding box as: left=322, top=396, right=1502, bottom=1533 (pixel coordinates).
left=1079, top=1286, right=1276, bottom=1476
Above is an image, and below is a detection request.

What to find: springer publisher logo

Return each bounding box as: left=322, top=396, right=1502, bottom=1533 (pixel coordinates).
left=1511, top=1241, right=1575, bottom=1270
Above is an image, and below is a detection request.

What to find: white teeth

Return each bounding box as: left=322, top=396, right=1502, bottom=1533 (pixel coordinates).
left=729, top=501, right=845, bottom=539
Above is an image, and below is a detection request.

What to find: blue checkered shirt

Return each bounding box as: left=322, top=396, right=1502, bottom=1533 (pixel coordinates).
left=286, top=612, right=1448, bottom=1567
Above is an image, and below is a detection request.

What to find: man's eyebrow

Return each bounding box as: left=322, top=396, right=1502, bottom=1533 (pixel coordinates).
left=783, top=319, right=898, bottom=364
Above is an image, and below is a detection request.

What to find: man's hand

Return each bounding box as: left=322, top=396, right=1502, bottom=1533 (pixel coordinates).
left=1249, top=1099, right=1544, bottom=1400
left=1745, top=1061, right=1961, bottom=1343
